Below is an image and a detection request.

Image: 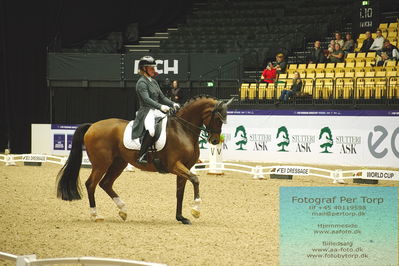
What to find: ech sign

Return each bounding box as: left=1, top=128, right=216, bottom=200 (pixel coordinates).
left=133, top=59, right=179, bottom=75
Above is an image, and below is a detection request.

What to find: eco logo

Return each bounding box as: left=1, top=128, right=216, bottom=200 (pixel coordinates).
left=319, top=126, right=333, bottom=153
left=199, top=130, right=208, bottom=149
left=368, top=125, right=399, bottom=159
left=234, top=125, right=248, bottom=150
left=276, top=126, right=290, bottom=152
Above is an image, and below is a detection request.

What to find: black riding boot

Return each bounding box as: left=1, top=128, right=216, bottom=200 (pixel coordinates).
left=137, top=131, right=154, bottom=164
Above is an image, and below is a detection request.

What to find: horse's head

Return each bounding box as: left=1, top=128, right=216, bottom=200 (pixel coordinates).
left=203, top=98, right=234, bottom=145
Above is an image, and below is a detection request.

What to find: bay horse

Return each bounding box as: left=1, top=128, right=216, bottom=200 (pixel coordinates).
left=56, top=95, right=233, bottom=224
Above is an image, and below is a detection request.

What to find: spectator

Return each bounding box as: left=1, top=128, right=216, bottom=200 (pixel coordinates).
left=169, top=80, right=183, bottom=104
left=360, top=31, right=374, bottom=52
left=279, top=71, right=302, bottom=101
left=334, top=32, right=344, bottom=48
left=328, top=40, right=335, bottom=53
left=342, top=33, right=355, bottom=55
left=327, top=43, right=344, bottom=63
left=261, top=62, right=277, bottom=83
left=376, top=40, right=399, bottom=66
left=309, top=41, right=326, bottom=63
left=273, top=53, right=287, bottom=74
left=369, top=29, right=385, bottom=52
left=162, top=77, right=171, bottom=95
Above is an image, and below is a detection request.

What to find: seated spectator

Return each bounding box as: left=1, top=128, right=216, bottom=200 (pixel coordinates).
left=342, top=33, right=355, bottom=55
left=327, top=43, right=344, bottom=63
left=273, top=53, right=287, bottom=74
left=369, top=29, right=385, bottom=53
left=279, top=72, right=302, bottom=101
left=334, top=32, right=344, bottom=48
left=376, top=40, right=399, bottom=66
left=328, top=40, right=335, bottom=53
left=261, top=62, right=277, bottom=83
left=360, top=30, right=374, bottom=52
left=309, top=41, right=326, bottom=63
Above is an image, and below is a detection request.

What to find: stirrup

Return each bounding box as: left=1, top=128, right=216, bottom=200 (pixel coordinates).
left=137, top=153, right=148, bottom=164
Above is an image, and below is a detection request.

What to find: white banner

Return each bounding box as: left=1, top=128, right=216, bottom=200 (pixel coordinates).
left=361, top=170, right=399, bottom=181
left=200, top=113, right=399, bottom=168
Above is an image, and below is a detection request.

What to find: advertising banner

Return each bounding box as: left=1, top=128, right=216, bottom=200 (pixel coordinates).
left=48, top=52, right=242, bottom=82
left=124, top=53, right=189, bottom=80
left=199, top=110, right=399, bottom=168
left=51, top=124, right=79, bottom=155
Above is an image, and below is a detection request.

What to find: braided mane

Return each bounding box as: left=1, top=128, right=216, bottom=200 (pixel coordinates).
left=177, top=95, right=218, bottom=115
left=181, top=95, right=217, bottom=108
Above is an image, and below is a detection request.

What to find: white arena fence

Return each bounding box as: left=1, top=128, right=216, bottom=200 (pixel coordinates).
left=1, top=154, right=399, bottom=183
left=0, top=251, right=166, bottom=266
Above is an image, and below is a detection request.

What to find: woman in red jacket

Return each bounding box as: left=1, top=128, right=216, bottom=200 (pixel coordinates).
left=260, top=62, right=277, bottom=83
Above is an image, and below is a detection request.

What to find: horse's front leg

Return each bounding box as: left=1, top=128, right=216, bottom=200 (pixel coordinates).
left=172, top=161, right=202, bottom=223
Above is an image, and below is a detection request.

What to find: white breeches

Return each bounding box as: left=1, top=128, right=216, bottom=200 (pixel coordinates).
left=144, top=109, right=166, bottom=137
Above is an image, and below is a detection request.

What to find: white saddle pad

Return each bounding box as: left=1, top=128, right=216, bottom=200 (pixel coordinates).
left=123, top=118, right=168, bottom=151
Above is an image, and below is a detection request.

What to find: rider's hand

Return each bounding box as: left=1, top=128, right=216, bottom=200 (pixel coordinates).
left=160, top=105, right=170, bottom=113
left=173, top=103, right=180, bottom=110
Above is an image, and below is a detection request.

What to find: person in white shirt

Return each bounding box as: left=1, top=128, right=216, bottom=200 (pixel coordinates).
left=369, top=29, right=385, bottom=52
left=334, top=32, right=344, bottom=48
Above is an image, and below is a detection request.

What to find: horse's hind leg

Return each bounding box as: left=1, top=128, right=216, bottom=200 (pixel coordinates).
left=99, top=157, right=128, bottom=221
left=86, top=166, right=108, bottom=222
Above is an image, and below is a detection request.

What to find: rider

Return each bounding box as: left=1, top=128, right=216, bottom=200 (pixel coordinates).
left=132, top=56, right=180, bottom=164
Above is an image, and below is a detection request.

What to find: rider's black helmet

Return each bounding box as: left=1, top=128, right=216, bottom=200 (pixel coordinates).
left=138, top=56, right=156, bottom=70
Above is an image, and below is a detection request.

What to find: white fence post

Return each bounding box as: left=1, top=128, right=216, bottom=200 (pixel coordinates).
left=5, top=154, right=16, bottom=166
left=208, top=143, right=223, bottom=175
left=332, top=169, right=345, bottom=184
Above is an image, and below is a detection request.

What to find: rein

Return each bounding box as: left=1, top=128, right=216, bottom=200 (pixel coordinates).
left=170, top=115, right=209, bottom=141
left=170, top=107, right=223, bottom=141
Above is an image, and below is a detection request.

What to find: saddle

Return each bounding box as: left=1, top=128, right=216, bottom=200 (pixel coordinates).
left=123, top=116, right=168, bottom=152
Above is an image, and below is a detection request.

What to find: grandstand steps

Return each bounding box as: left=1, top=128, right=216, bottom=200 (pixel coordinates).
left=154, top=32, right=169, bottom=37
left=124, top=29, right=178, bottom=53
left=343, top=22, right=353, bottom=33
left=381, top=11, right=399, bottom=22
left=243, top=70, right=262, bottom=80
left=125, top=44, right=160, bottom=49
left=139, top=40, right=161, bottom=45
left=141, top=36, right=168, bottom=40
left=288, top=52, right=310, bottom=64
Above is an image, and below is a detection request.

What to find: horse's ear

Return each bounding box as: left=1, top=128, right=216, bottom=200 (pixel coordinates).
left=225, top=97, right=234, bottom=106
left=215, top=100, right=223, bottom=109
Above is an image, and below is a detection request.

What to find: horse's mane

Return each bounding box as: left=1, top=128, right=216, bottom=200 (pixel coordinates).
left=178, top=95, right=218, bottom=114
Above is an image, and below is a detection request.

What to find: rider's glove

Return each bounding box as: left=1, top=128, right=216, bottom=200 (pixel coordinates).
left=173, top=103, right=180, bottom=111
left=160, top=105, right=170, bottom=113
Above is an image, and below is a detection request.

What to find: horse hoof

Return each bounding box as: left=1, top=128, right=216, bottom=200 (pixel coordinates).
left=91, top=215, right=104, bottom=222
left=177, top=216, right=191, bottom=225
left=119, top=211, right=127, bottom=221
left=191, top=208, right=200, bottom=219
left=181, top=218, right=192, bottom=225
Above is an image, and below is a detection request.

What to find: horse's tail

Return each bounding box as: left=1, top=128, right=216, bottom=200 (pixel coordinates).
left=56, top=123, right=91, bottom=201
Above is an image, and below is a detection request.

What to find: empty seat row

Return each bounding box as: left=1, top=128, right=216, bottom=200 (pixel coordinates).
left=287, top=60, right=398, bottom=71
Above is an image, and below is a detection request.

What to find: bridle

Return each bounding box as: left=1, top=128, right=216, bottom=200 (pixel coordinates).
left=171, top=103, right=225, bottom=140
